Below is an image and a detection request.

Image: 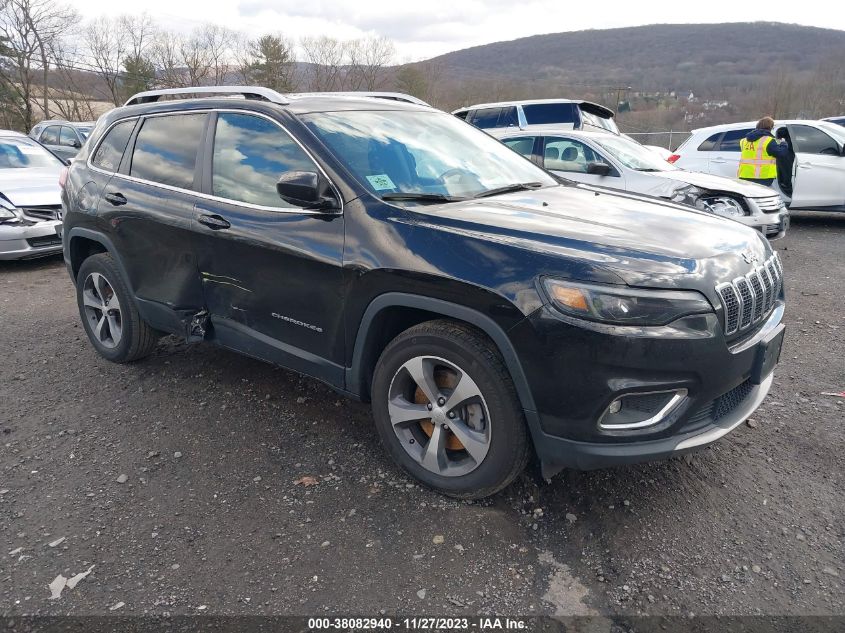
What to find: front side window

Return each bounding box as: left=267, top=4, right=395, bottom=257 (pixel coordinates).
left=130, top=114, right=206, bottom=189
left=502, top=136, right=536, bottom=159
left=212, top=112, right=317, bottom=208
left=303, top=110, right=556, bottom=199
left=543, top=137, right=603, bottom=173
left=0, top=137, right=63, bottom=169
left=91, top=120, right=135, bottom=172
left=717, top=128, right=753, bottom=152
left=40, top=125, right=60, bottom=145
left=59, top=126, right=78, bottom=147
left=791, top=125, right=840, bottom=155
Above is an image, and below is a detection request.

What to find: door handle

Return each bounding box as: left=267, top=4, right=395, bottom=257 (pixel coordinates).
left=710, top=158, right=727, bottom=164
left=104, top=192, right=127, bottom=206
left=197, top=214, right=231, bottom=230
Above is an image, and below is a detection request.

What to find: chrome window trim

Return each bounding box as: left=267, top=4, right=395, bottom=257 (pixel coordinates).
left=86, top=108, right=343, bottom=216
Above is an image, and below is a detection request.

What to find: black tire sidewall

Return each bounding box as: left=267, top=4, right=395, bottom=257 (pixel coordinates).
left=76, top=254, right=139, bottom=363
left=371, top=329, right=527, bottom=497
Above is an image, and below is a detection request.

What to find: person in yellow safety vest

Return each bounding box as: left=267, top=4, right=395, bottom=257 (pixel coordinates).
left=737, top=116, right=790, bottom=186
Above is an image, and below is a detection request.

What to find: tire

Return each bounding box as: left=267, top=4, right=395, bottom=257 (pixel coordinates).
left=371, top=320, right=530, bottom=499
left=76, top=253, right=159, bottom=363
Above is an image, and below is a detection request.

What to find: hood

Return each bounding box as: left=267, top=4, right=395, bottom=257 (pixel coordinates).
left=411, top=184, right=771, bottom=290
left=646, top=169, right=778, bottom=198
left=0, top=166, right=63, bottom=207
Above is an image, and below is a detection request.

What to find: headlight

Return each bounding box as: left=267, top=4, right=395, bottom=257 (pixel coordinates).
left=543, top=278, right=713, bottom=326
left=0, top=207, right=17, bottom=223
left=695, top=195, right=746, bottom=218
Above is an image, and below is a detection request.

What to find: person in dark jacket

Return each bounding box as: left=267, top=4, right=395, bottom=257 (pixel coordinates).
left=737, top=116, right=790, bottom=186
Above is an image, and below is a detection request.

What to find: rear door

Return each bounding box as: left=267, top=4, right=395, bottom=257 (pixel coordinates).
left=708, top=128, right=752, bottom=178
left=191, top=110, right=346, bottom=383
left=788, top=123, right=845, bottom=208
left=39, top=125, right=65, bottom=158
left=677, top=131, right=722, bottom=174
left=98, top=112, right=208, bottom=330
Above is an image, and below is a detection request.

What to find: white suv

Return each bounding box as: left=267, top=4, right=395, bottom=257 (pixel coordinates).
left=672, top=120, right=845, bottom=211
left=453, top=99, right=619, bottom=134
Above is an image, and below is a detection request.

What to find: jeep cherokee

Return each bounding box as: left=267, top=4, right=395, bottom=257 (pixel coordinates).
left=60, top=87, right=786, bottom=499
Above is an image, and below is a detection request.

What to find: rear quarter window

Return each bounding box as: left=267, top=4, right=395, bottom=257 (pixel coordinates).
left=91, top=120, right=136, bottom=172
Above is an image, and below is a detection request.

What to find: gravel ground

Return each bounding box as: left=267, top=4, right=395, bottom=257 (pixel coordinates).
left=1, top=213, right=843, bottom=617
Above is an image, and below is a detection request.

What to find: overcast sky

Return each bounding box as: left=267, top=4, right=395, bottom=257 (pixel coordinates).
left=70, top=0, right=844, bottom=61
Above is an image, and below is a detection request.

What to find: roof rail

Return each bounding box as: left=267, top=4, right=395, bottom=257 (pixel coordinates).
left=124, top=86, right=289, bottom=107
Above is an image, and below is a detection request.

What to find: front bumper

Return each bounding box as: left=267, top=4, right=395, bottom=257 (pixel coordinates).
left=512, top=301, right=784, bottom=477
left=739, top=200, right=789, bottom=240
left=0, top=220, right=63, bottom=260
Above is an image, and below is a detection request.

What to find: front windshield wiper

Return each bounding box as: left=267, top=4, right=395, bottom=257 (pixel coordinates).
left=381, top=192, right=467, bottom=203
left=472, top=182, right=545, bottom=199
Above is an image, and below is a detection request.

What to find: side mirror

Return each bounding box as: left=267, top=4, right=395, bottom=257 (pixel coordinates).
left=586, top=161, right=612, bottom=176
left=64, top=158, right=72, bottom=166
left=72, top=139, right=81, bottom=149
left=276, top=171, right=338, bottom=210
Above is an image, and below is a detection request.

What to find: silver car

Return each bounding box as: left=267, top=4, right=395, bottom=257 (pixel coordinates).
left=28, top=119, right=95, bottom=161
left=494, top=128, right=789, bottom=239
left=0, top=131, right=64, bottom=260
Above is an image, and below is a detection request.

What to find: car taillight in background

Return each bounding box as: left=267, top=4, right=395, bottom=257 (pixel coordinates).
left=667, top=154, right=681, bottom=164
left=59, top=167, right=68, bottom=189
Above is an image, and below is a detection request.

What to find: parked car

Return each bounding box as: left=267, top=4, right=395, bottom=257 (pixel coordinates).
left=62, top=86, right=785, bottom=499
left=0, top=130, right=64, bottom=260
left=672, top=120, right=845, bottom=211
left=823, top=116, right=845, bottom=127
left=494, top=128, right=789, bottom=239
left=453, top=99, right=619, bottom=134
left=29, top=119, right=95, bottom=161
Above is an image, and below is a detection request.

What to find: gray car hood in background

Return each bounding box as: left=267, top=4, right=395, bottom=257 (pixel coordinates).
left=0, top=167, right=63, bottom=207
left=650, top=169, right=777, bottom=199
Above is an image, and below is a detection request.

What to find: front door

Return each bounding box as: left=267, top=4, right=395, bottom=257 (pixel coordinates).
left=542, top=136, right=626, bottom=190
left=787, top=124, right=845, bottom=209
left=191, top=111, right=345, bottom=384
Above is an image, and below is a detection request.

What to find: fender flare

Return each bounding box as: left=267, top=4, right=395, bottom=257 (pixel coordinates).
left=347, top=292, right=538, bottom=415
left=66, top=228, right=134, bottom=292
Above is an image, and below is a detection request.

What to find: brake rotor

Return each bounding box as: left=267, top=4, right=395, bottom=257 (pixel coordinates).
left=415, top=367, right=465, bottom=451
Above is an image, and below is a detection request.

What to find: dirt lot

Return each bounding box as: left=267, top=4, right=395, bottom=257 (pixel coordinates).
left=1, top=213, right=843, bottom=617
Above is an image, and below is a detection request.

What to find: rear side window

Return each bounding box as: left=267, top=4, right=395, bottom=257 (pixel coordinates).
left=471, top=108, right=502, bottom=129
left=91, top=120, right=135, bottom=172
left=212, top=112, right=317, bottom=208
left=40, top=125, right=60, bottom=145
left=697, top=132, right=722, bottom=151
left=130, top=114, right=206, bottom=189
left=522, top=103, right=578, bottom=125
left=502, top=136, right=536, bottom=158
left=717, top=128, right=753, bottom=152
left=59, top=126, right=78, bottom=147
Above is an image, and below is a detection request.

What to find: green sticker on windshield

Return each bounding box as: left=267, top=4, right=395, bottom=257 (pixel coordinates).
left=366, top=174, right=396, bottom=191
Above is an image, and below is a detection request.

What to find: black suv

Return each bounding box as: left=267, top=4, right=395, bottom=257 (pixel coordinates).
left=61, top=87, right=785, bottom=499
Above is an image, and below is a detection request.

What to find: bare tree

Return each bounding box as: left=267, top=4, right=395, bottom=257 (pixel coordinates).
left=150, top=29, right=185, bottom=88
left=83, top=16, right=126, bottom=105
left=195, top=23, right=235, bottom=85
left=0, top=0, right=78, bottom=128
left=48, top=38, right=97, bottom=121
left=300, top=36, right=345, bottom=91
left=346, top=36, right=394, bottom=91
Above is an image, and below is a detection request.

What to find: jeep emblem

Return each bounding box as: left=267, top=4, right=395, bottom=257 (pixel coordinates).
left=741, top=251, right=758, bottom=265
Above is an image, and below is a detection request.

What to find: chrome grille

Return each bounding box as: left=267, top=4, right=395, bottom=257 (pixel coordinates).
left=753, top=195, right=785, bottom=213
left=21, top=205, right=61, bottom=221
left=716, top=253, right=783, bottom=336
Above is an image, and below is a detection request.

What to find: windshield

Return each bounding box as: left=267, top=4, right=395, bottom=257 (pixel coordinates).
left=581, top=110, right=619, bottom=134
left=0, top=137, right=62, bottom=169
left=303, top=110, right=557, bottom=200
left=594, top=135, right=677, bottom=172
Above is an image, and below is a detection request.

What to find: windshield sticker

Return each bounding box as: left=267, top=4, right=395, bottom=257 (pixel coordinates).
left=366, top=174, right=396, bottom=191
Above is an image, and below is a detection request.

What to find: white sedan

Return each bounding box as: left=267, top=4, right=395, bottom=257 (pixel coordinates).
left=493, top=128, right=789, bottom=239
left=671, top=120, right=845, bottom=211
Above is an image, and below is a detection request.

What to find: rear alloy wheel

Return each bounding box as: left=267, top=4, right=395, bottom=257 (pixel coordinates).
left=76, top=253, right=159, bottom=362
left=371, top=320, right=530, bottom=499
